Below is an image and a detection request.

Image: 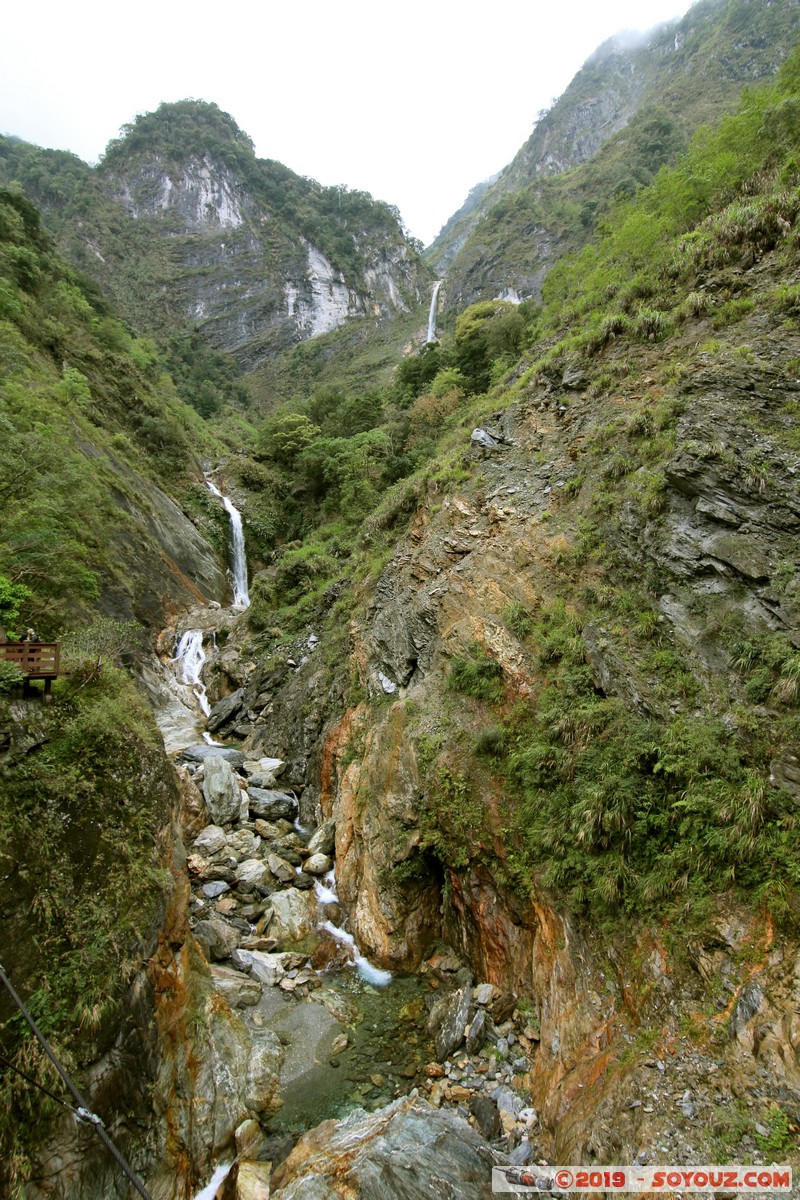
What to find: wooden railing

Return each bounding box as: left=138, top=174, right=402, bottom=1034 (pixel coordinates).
left=0, top=642, right=60, bottom=680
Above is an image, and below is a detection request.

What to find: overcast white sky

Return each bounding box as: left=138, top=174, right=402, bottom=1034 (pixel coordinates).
left=1, top=0, right=693, bottom=245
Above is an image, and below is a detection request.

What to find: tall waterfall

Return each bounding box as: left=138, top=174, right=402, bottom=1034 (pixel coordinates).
left=206, top=480, right=250, bottom=609
left=171, top=629, right=211, bottom=716
left=426, top=279, right=442, bottom=343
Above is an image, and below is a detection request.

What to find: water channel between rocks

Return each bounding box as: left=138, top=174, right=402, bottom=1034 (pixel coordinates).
left=141, top=486, right=528, bottom=1200
left=256, top=969, right=434, bottom=1134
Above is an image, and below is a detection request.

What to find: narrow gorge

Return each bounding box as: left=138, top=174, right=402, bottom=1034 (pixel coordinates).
left=2, top=1, right=800, bottom=1197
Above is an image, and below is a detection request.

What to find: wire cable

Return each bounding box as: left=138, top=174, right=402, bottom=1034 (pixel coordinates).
left=0, top=964, right=155, bottom=1200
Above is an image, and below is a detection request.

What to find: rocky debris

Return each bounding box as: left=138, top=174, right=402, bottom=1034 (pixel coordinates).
left=269, top=1094, right=504, bottom=1199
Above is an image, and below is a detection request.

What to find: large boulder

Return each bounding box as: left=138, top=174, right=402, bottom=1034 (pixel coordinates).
left=307, top=820, right=336, bottom=857
left=236, top=858, right=273, bottom=888
left=266, top=889, right=319, bottom=944
left=193, top=824, right=228, bottom=856
left=267, top=852, right=298, bottom=884
left=248, top=788, right=297, bottom=821
left=194, top=916, right=240, bottom=962
left=210, top=964, right=263, bottom=1008
left=270, top=1094, right=501, bottom=1199
left=182, top=744, right=246, bottom=771
left=426, top=983, right=474, bottom=1060
left=206, top=688, right=246, bottom=732
left=197, top=999, right=282, bottom=1152
left=203, top=756, right=242, bottom=824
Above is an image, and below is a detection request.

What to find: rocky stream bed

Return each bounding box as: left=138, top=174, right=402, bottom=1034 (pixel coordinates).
left=174, top=737, right=545, bottom=1198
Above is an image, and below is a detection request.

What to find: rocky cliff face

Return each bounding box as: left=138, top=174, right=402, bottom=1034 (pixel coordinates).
left=0, top=103, right=429, bottom=373
left=99, top=152, right=424, bottom=369
left=431, top=0, right=800, bottom=309
left=204, top=225, right=800, bottom=1169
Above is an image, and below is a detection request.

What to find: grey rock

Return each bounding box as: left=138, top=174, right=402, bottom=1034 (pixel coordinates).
left=303, top=853, right=333, bottom=876
left=235, top=1117, right=268, bottom=1161
left=466, top=1007, right=487, bottom=1054
left=509, top=1140, right=533, bottom=1165
left=236, top=858, right=273, bottom=888
left=182, top=744, right=246, bottom=771
left=227, top=828, right=261, bottom=860
left=294, top=873, right=316, bottom=890
left=427, top=984, right=474, bottom=1060
left=206, top=688, right=246, bottom=732
left=307, top=820, right=336, bottom=857
left=469, top=1094, right=502, bottom=1140
left=202, top=880, right=230, bottom=899
left=491, top=1084, right=523, bottom=1120
left=194, top=915, right=240, bottom=962
left=470, top=427, right=500, bottom=450
left=268, top=1094, right=501, bottom=1199
left=243, top=756, right=286, bottom=779
left=473, top=983, right=497, bottom=1007
left=729, top=982, right=764, bottom=1039
left=193, top=825, right=228, bottom=855
left=266, top=889, right=319, bottom=944
left=237, top=949, right=306, bottom=987
left=202, top=756, right=242, bottom=825
left=248, top=788, right=297, bottom=821
left=267, top=852, right=298, bottom=884
left=210, top=963, right=262, bottom=1008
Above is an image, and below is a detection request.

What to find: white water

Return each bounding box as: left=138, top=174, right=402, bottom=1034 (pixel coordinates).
left=322, top=920, right=392, bottom=987
left=193, top=1162, right=232, bottom=1200
left=171, top=630, right=211, bottom=717
left=206, top=479, right=250, bottom=609
left=314, top=869, right=391, bottom=984
left=314, top=869, right=339, bottom=906
left=426, top=279, right=442, bottom=343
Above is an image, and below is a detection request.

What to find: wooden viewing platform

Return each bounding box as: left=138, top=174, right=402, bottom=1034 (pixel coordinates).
left=0, top=642, right=60, bottom=695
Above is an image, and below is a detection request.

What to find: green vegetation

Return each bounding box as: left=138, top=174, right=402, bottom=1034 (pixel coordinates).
left=433, top=0, right=800, bottom=306
left=0, top=669, right=174, bottom=1194
left=0, top=187, right=222, bottom=632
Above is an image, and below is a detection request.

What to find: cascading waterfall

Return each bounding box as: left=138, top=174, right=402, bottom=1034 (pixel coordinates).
left=170, top=629, right=211, bottom=716
left=193, top=1163, right=232, bottom=1200
left=315, top=871, right=392, bottom=986
left=206, top=479, right=250, bottom=609
left=426, top=279, right=442, bottom=343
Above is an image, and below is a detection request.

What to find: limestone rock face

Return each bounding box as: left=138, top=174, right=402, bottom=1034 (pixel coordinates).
left=80, top=108, right=428, bottom=370
left=270, top=1094, right=502, bottom=1199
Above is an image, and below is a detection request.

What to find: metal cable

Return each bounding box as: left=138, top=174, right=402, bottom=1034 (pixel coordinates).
left=0, top=964, right=155, bottom=1200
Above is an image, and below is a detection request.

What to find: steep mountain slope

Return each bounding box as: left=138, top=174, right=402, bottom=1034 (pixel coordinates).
left=0, top=101, right=429, bottom=374
left=431, top=0, right=800, bottom=312
left=0, top=188, right=230, bottom=633
left=208, top=50, right=800, bottom=1169
left=4, top=21, right=800, bottom=1200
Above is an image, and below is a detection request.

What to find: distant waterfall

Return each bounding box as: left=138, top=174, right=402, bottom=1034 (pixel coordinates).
left=206, top=480, right=250, bottom=609
left=426, top=279, right=442, bottom=343
left=171, top=629, right=211, bottom=716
